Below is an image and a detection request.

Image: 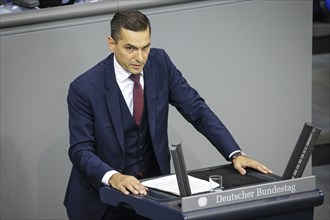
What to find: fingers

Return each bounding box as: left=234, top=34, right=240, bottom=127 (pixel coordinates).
left=109, top=173, right=148, bottom=195
left=236, top=166, right=247, bottom=175
left=257, top=164, right=273, bottom=174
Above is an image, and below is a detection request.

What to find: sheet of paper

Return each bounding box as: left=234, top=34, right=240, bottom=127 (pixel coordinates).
left=142, top=174, right=210, bottom=196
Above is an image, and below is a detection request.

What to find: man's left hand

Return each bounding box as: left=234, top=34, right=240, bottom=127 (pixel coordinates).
left=232, top=155, right=273, bottom=175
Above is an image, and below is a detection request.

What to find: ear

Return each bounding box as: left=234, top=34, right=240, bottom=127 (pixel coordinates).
left=108, top=36, right=116, bottom=52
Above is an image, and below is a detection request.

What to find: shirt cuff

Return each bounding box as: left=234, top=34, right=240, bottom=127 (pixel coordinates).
left=102, top=170, right=119, bottom=186
left=228, top=150, right=245, bottom=160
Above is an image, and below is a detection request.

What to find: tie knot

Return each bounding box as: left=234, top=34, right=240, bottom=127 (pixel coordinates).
left=129, top=74, right=141, bottom=83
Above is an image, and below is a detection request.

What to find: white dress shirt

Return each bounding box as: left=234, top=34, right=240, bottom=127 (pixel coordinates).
left=114, top=56, right=144, bottom=115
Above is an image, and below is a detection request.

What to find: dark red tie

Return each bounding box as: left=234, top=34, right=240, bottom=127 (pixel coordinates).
left=129, top=74, right=144, bottom=126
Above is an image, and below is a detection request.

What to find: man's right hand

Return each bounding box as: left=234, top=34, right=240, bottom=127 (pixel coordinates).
left=108, top=173, right=148, bottom=195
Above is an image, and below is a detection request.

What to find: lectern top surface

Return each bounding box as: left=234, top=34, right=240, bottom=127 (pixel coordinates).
left=188, top=164, right=279, bottom=190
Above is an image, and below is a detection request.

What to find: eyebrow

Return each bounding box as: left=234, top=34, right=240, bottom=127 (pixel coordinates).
left=124, top=42, right=151, bottom=49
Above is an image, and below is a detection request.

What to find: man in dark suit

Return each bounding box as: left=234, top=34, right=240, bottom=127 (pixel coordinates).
left=64, top=9, right=272, bottom=220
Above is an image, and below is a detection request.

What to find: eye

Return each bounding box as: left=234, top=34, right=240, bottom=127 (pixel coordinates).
left=142, top=45, right=150, bottom=52
left=125, top=46, right=135, bottom=53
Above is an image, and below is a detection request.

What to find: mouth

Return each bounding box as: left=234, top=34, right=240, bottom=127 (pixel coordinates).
left=131, top=64, right=143, bottom=70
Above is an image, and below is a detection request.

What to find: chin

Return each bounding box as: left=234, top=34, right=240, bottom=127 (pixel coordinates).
left=130, top=69, right=143, bottom=74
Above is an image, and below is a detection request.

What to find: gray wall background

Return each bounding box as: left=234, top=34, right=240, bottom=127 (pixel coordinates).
left=0, top=0, right=313, bottom=219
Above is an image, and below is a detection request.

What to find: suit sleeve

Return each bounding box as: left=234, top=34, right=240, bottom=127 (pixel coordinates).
left=161, top=50, right=241, bottom=160
left=67, top=81, right=113, bottom=188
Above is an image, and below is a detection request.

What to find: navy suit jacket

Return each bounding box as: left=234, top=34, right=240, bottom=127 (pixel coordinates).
left=64, top=48, right=240, bottom=219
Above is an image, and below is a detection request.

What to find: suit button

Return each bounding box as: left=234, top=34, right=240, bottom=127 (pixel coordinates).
left=139, top=145, right=143, bottom=149
left=139, top=157, right=142, bottom=161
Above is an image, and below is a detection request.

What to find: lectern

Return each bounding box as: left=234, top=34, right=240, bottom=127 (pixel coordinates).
left=100, top=123, right=324, bottom=219
left=100, top=164, right=323, bottom=220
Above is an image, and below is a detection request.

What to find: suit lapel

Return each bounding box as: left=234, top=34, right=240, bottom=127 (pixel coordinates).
left=104, top=55, right=125, bottom=155
left=144, top=60, right=157, bottom=143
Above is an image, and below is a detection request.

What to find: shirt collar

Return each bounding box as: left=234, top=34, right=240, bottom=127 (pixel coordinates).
left=113, top=55, right=143, bottom=83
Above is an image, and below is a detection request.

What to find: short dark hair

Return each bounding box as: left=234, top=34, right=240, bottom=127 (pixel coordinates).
left=111, top=10, right=151, bottom=43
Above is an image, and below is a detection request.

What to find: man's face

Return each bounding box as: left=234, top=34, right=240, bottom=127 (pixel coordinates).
left=108, top=27, right=151, bottom=74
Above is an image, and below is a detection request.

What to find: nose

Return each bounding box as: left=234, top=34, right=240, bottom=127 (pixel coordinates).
left=135, top=50, right=143, bottom=62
